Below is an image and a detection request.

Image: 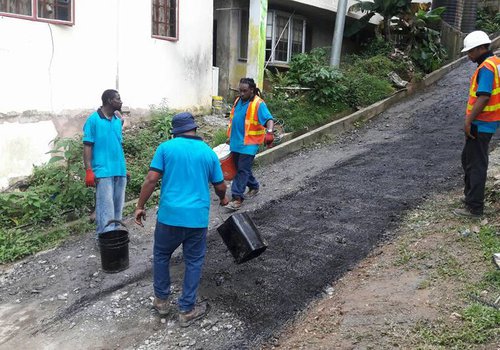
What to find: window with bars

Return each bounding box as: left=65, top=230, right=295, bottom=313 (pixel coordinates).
left=0, top=0, right=73, bottom=24
left=265, top=10, right=306, bottom=64
left=152, top=0, right=178, bottom=40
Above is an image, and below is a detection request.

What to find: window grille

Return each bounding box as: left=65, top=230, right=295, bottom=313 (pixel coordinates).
left=0, top=0, right=73, bottom=23
left=265, top=10, right=306, bottom=65
left=152, top=0, right=178, bottom=40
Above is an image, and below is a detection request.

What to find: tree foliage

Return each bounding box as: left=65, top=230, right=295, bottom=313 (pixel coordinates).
left=348, top=0, right=412, bottom=40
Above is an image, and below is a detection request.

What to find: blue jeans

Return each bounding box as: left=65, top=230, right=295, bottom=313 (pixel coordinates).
left=153, top=222, right=207, bottom=312
left=231, top=152, right=259, bottom=200
left=95, top=176, right=126, bottom=237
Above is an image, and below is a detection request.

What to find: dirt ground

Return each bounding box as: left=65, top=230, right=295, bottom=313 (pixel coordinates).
left=261, top=176, right=500, bottom=350
left=1, top=59, right=499, bottom=349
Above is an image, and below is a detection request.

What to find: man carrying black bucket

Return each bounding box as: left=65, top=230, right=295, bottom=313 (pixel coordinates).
left=134, top=112, right=229, bottom=327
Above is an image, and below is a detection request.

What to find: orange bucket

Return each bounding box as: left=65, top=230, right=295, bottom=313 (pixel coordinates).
left=213, top=144, right=237, bottom=181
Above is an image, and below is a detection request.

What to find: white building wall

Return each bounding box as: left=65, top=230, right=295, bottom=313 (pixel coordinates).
left=0, top=0, right=214, bottom=113
left=0, top=0, right=213, bottom=189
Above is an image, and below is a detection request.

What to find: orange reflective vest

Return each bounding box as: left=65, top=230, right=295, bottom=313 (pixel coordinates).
left=227, top=96, right=266, bottom=145
left=466, top=55, right=500, bottom=122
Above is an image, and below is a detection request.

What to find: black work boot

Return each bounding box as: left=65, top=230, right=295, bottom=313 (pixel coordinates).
left=453, top=207, right=482, bottom=219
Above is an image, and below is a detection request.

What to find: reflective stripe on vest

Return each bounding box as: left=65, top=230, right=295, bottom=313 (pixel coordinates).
left=466, top=56, right=500, bottom=122
left=227, top=96, right=266, bottom=145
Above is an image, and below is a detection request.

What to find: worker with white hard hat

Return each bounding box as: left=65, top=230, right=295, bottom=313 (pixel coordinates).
left=454, top=31, right=500, bottom=218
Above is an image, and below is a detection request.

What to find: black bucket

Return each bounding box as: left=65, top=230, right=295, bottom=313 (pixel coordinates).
left=217, top=212, right=267, bottom=264
left=99, top=220, right=129, bottom=273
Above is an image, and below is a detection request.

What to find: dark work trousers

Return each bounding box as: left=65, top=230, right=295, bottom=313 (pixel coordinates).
left=231, top=152, right=259, bottom=200
left=461, top=129, right=493, bottom=214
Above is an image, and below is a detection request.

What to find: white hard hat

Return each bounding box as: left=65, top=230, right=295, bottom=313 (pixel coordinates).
left=461, top=31, right=492, bottom=53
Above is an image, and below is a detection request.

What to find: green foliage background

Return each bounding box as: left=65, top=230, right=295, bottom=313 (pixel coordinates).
left=266, top=48, right=398, bottom=132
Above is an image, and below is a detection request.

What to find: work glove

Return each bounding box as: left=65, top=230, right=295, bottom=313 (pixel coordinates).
left=85, top=169, right=96, bottom=187
left=264, top=131, right=274, bottom=148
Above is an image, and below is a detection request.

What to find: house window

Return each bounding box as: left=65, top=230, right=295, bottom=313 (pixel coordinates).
left=238, top=9, right=248, bottom=61
left=0, top=0, right=73, bottom=24
left=265, top=10, right=306, bottom=64
left=152, top=0, right=178, bottom=40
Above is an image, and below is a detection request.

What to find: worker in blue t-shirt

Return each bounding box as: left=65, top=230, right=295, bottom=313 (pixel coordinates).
left=225, top=77, right=275, bottom=211
left=83, top=89, right=127, bottom=238
left=454, top=31, right=500, bottom=218
left=134, top=112, right=229, bottom=327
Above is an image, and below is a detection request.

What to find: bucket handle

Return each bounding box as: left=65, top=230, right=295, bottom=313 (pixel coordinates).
left=104, top=220, right=128, bottom=229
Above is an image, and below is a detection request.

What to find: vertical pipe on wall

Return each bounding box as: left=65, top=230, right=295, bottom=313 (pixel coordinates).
left=330, top=0, right=348, bottom=68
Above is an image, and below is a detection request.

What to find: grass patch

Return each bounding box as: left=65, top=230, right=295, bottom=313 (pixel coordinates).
left=408, top=222, right=500, bottom=347
left=0, top=221, right=93, bottom=263
left=391, top=190, right=500, bottom=348
left=266, top=96, right=348, bottom=133
left=210, top=128, right=228, bottom=147
left=395, top=241, right=413, bottom=266
left=434, top=252, right=466, bottom=280
left=477, top=226, right=500, bottom=260
left=415, top=304, right=500, bottom=349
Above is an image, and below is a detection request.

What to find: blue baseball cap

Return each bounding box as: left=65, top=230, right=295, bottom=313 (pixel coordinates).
left=172, top=112, right=198, bottom=135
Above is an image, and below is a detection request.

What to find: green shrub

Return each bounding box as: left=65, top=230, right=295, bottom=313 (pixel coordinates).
left=344, top=70, right=395, bottom=107
left=360, top=36, right=394, bottom=57
left=408, top=8, right=448, bottom=73
left=122, top=109, right=174, bottom=197
left=477, top=8, right=500, bottom=34
left=350, top=55, right=397, bottom=79
left=210, top=128, right=228, bottom=147
left=288, top=48, right=348, bottom=105
left=0, top=137, right=94, bottom=230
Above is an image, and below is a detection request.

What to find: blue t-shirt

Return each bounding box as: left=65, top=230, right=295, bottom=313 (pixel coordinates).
left=82, top=110, right=126, bottom=178
left=472, top=63, right=499, bottom=133
left=150, top=135, right=224, bottom=228
left=229, top=98, right=273, bottom=155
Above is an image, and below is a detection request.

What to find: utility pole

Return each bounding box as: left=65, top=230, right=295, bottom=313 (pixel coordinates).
left=330, top=0, right=349, bottom=68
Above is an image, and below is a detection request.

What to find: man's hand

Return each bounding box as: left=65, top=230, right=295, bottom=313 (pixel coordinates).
left=464, top=121, right=475, bottom=139
left=134, top=208, right=146, bottom=227
left=220, top=196, right=229, bottom=206
left=85, top=169, right=96, bottom=187
left=264, top=131, right=274, bottom=148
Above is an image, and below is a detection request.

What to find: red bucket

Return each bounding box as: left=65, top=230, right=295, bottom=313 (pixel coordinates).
left=213, top=144, right=237, bottom=181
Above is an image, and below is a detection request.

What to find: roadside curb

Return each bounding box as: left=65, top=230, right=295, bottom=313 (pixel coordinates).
left=255, top=34, right=500, bottom=166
